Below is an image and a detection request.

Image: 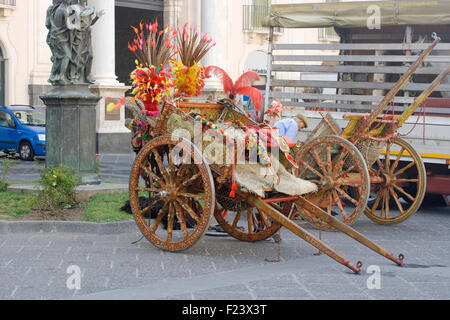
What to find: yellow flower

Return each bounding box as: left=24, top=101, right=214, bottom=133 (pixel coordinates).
left=107, top=103, right=115, bottom=112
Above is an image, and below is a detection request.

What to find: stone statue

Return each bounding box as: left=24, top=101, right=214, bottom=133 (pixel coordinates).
left=46, top=0, right=104, bottom=85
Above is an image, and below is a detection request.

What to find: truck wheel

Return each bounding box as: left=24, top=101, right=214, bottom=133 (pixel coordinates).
left=19, top=141, right=34, bottom=161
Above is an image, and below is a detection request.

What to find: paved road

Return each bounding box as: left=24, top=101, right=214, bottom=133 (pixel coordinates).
left=1, top=155, right=450, bottom=300
left=3, top=154, right=136, bottom=184
left=0, top=204, right=449, bottom=300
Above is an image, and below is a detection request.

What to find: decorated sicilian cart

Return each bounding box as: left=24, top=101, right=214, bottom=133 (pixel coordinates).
left=117, top=20, right=407, bottom=274
left=262, top=2, right=450, bottom=230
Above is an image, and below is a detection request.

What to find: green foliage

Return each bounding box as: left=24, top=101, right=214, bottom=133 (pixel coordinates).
left=36, top=164, right=80, bottom=210
left=83, top=192, right=133, bottom=223
left=0, top=192, right=37, bottom=219
left=0, top=191, right=132, bottom=222
left=0, top=152, right=17, bottom=192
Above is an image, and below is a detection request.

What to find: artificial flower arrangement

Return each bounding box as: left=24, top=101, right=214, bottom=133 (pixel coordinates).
left=172, top=23, right=216, bottom=99
left=127, top=19, right=178, bottom=114
left=264, top=100, right=294, bottom=122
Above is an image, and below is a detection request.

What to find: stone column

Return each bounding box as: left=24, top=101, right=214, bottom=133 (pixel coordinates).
left=90, top=0, right=119, bottom=86
left=201, top=0, right=223, bottom=96
left=89, top=0, right=131, bottom=154
left=41, top=85, right=101, bottom=185
left=164, top=0, right=180, bottom=28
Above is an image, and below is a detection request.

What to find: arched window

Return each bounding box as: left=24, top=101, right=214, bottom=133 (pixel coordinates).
left=0, top=46, right=5, bottom=106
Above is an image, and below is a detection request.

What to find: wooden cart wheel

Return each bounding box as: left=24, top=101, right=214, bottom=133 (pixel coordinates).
left=363, top=137, right=426, bottom=225
left=213, top=199, right=292, bottom=242
left=294, top=135, right=370, bottom=231
left=129, top=135, right=215, bottom=252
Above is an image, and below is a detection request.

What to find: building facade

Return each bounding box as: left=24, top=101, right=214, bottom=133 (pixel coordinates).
left=0, top=0, right=337, bottom=152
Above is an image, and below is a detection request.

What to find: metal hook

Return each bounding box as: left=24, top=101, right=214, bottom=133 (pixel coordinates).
left=431, top=32, right=441, bottom=42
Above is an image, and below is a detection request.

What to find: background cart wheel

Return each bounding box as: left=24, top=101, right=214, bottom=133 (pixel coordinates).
left=294, top=135, right=370, bottom=231
left=363, top=137, right=426, bottom=225
left=129, top=135, right=215, bottom=252
left=213, top=198, right=292, bottom=242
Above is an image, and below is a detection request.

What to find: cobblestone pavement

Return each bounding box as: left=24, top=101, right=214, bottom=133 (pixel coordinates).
left=0, top=204, right=449, bottom=300
left=3, top=154, right=136, bottom=184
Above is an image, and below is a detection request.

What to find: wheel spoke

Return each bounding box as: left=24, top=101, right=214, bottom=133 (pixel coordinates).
left=258, top=209, right=270, bottom=229
left=140, top=199, right=164, bottom=217
left=152, top=149, right=170, bottom=184
left=385, top=143, right=391, bottom=173
left=343, top=164, right=357, bottom=174
left=173, top=201, right=190, bottom=239
left=151, top=202, right=169, bottom=233
left=371, top=191, right=383, bottom=215
left=298, top=159, right=325, bottom=179
left=176, top=199, right=200, bottom=223
left=326, top=143, right=332, bottom=173
left=179, top=193, right=206, bottom=202
left=232, top=209, right=242, bottom=229
left=392, top=184, right=416, bottom=202
left=332, top=149, right=349, bottom=176
left=389, top=147, right=405, bottom=175
left=175, top=164, right=190, bottom=182
left=332, top=190, right=347, bottom=219
left=247, top=209, right=254, bottom=234
left=179, top=172, right=202, bottom=189
left=167, top=203, right=175, bottom=242
left=376, top=159, right=386, bottom=174
left=167, top=145, right=177, bottom=183
left=336, top=186, right=358, bottom=206
left=327, top=192, right=333, bottom=215
left=142, top=165, right=165, bottom=188
left=136, top=186, right=164, bottom=194
left=310, top=148, right=328, bottom=175
left=381, top=189, right=386, bottom=216
left=393, top=161, right=415, bottom=177
left=394, top=178, right=418, bottom=184
left=389, top=187, right=405, bottom=215
left=384, top=189, right=390, bottom=219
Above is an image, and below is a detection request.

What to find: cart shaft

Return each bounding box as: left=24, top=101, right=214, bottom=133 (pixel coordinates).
left=396, top=65, right=450, bottom=129
left=294, top=197, right=404, bottom=266
left=247, top=194, right=404, bottom=272
left=246, top=195, right=362, bottom=274
left=350, top=35, right=441, bottom=142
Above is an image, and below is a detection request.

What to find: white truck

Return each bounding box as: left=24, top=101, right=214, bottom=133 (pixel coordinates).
left=263, top=0, right=450, bottom=212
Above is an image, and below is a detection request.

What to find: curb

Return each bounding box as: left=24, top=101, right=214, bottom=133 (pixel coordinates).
left=0, top=220, right=138, bottom=235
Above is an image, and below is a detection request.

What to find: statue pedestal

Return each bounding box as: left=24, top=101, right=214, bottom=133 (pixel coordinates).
left=89, top=85, right=132, bottom=154
left=40, top=85, right=102, bottom=185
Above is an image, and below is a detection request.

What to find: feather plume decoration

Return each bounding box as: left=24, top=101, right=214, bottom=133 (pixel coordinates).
left=128, top=19, right=177, bottom=68
left=176, top=23, right=216, bottom=67
left=234, top=71, right=261, bottom=92
left=205, top=66, right=262, bottom=111
left=235, top=86, right=262, bottom=112
left=204, top=66, right=234, bottom=96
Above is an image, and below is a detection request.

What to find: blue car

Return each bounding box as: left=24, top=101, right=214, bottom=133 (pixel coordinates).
left=0, top=105, right=46, bottom=161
